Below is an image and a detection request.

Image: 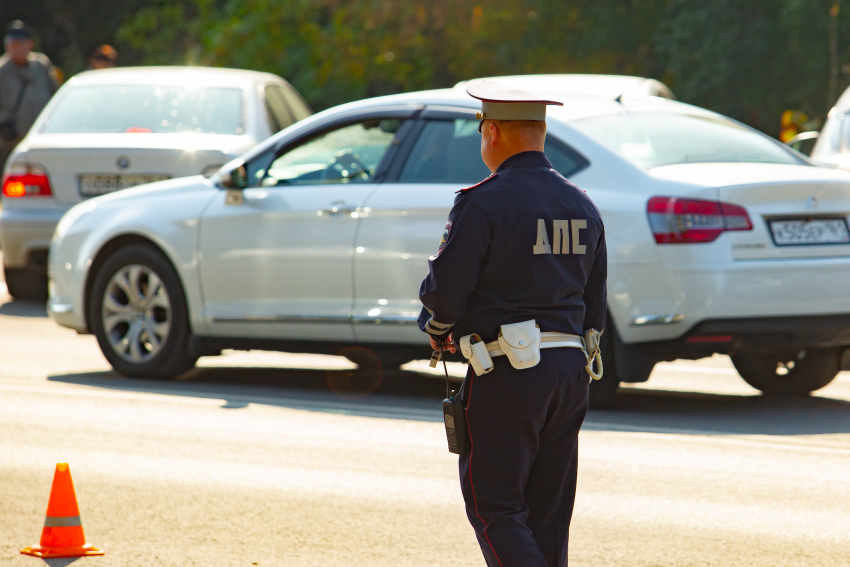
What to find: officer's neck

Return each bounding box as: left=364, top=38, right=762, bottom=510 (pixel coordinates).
left=486, top=145, right=544, bottom=173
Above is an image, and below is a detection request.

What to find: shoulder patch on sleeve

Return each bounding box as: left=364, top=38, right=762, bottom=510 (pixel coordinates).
left=456, top=172, right=498, bottom=193
left=434, top=219, right=453, bottom=257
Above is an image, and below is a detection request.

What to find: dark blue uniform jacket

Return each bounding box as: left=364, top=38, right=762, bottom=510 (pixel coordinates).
left=418, top=151, right=607, bottom=343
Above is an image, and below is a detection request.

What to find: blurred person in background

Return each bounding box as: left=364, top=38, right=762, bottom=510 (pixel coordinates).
left=0, top=20, right=59, bottom=171
left=87, top=45, right=118, bottom=70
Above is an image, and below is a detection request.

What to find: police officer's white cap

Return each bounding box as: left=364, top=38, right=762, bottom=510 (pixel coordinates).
left=467, top=79, right=563, bottom=122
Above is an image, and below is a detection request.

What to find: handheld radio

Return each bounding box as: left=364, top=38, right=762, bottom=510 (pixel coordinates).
left=431, top=345, right=469, bottom=455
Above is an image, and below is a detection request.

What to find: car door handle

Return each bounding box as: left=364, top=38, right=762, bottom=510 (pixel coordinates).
left=320, top=201, right=357, bottom=216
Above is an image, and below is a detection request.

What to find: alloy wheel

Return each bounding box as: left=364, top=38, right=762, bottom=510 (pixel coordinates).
left=101, top=264, right=171, bottom=363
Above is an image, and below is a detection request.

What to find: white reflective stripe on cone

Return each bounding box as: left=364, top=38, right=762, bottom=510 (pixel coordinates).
left=44, top=515, right=82, bottom=527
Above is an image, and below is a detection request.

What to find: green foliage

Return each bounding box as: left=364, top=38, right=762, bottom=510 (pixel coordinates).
left=113, top=0, right=850, bottom=136
left=656, top=0, right=850, bottom=133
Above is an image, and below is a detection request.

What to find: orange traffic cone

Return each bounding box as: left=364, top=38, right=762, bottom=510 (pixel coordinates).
left=20, top=463, right=104, bottom=558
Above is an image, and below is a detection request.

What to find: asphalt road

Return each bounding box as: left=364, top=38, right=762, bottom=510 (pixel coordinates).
left=2, top=282, right=850, bottom=566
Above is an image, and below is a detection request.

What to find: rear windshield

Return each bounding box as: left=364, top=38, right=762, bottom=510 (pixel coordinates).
left=40, top=85, right=244, bottom=135
left=570, top=113, right=802, bottom=169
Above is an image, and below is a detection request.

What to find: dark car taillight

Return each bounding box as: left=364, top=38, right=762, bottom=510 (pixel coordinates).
left=647, top=196, right=752, bottom=244
left=2, top=165, right=53, bottom=198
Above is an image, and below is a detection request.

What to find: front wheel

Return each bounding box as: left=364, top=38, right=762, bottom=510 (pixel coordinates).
left=89, top=244, right=198, bottom=379
left=730, top=348, right=840, bottom=396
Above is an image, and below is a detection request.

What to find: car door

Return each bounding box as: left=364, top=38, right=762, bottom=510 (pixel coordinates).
left=352, top=107, right=589, bottom=344
left=198, top=115, right=410, bottom=340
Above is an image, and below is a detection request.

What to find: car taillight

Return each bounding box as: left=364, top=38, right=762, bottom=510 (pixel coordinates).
left=2, top=165, right=52, bottom=198
left=647, top=196, right=752, bottom=244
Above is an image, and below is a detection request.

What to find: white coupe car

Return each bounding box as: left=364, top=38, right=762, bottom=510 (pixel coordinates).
left=48, top=81, right=850, bottom=405
left=1, top=66, right=311, bottom=300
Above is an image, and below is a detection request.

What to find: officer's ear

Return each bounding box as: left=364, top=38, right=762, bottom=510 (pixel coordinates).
left=486, top=121, right=501, bottom=145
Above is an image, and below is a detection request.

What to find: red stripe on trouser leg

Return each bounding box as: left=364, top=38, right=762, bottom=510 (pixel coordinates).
left=464, top=372, right=505, bottom=567
left=41, top=525, right=86, bottom=548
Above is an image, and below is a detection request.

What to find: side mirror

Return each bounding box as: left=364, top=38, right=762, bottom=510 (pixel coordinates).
left=218, top=160, right=248, bottom=189
left=216, top=159, right=248, bottom=205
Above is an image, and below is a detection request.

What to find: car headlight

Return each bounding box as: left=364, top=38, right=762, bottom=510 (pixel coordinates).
left=53, top=200, right=98, bottom=243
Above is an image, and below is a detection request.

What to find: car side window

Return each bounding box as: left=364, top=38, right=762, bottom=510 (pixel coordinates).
left=262, top=119, right=404, bottom=186
left=399, top=119, right=590, bottom=183
left=245, top=146, right=276, bottom=187
left=545, top=137, right=590, bottom=178
left=279, top=82, right=313, bottom=121
left=264, top=85, right=295, bottom=133
left=399, top=119, right=491, bottom=183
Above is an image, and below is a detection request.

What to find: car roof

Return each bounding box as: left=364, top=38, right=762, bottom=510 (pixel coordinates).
left=317, top=86, right=716, bottom=124
left=455, top=74, right=676, bottom=100
left=66, top=66, right=283, bottom=89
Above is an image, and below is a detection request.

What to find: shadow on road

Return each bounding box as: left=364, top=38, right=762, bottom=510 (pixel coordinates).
left=48, top=364, right=850, bottom=436
left=589, top=387, right=850, bottom=437
left=0, top=298, right=47, bottom=318
left=40, top=558, right=81, bottom=567
left=49, top=365, right=449, bottom=423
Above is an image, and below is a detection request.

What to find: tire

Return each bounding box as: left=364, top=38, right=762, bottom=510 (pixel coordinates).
left=4, top=267, right=48, bottom=300
left=89, top=244, right=198, bottom=379
left=332, top=346, right=384, bottom=398
left=730, top=348, right=840, bottom=396
left=378, top=354, right=415, bottom=371
left=343, top=348, right=416, bottom=372
left=588, top=316, right=657, bottom=409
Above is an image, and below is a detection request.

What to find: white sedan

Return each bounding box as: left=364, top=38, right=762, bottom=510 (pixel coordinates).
left=1, top=66, right=311, bottom=299
left=48, top=82, right=850, bottom=405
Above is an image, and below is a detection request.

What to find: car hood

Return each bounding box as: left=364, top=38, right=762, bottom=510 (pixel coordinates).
left=647, top=162, right=850, bottom=187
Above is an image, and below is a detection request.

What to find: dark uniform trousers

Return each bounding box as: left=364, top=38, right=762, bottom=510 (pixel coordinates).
left=459, top=348, right=590, bottom=567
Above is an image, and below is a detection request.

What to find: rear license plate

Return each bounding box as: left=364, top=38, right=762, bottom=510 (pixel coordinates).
left=79, top=174, right=170, bottom=196
left=768, top=218, right=850, bottom=246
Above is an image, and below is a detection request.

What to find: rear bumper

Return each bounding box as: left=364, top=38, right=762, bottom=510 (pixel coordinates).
left=689, top=314, right=850, bottom=348
left=0, top=207, right=68, bottom=268
left=613, top=259, right=850, bottom=344
left=633, top=313, right=850, bottom=364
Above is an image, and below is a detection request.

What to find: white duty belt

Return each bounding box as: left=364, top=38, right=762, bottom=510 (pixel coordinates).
left=459, top=320, right=603, bottom=380
left=487, top=332, right=584, bottom=356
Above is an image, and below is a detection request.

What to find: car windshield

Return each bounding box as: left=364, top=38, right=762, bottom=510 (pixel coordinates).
left=569, top=113, right=802, bottom=169
left=40, top=85, right=244, bottom=135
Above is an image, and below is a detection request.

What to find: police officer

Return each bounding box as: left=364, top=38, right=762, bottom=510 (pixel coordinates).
left=0, top=21, right=59, bottom=170
left=418, top=79, right=607, bottom=567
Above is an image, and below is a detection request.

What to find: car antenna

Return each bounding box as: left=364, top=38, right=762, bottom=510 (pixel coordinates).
left=614, top=93, right=624, bottom=104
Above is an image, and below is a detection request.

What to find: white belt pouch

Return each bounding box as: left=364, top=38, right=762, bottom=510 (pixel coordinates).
left=459, top=333, right=494, bottom=375
left=497, top=320, right=542, bottom=369
left=460, top=320, right=542, bottom=373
